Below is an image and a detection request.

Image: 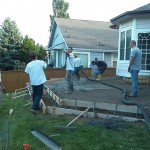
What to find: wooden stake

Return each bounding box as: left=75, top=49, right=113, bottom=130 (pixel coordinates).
left=66, top=107, right=90, bottom=126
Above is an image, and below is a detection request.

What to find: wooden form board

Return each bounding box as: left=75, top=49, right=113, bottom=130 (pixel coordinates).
left=61, top=99, right=142, bottom=115
left=40, top=99, right=46, bottom=114
left=44, top=86, right=148, bottom=120
left=45, top=86, right=62, bottom=106
left=47, top=106, right=144, bottom=122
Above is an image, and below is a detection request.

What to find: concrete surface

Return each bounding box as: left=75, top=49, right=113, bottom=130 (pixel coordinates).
left=45, top=77, right=150, bottom=109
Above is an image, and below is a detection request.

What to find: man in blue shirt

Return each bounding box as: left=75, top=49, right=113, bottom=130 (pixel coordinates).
left=25, top=51, right=47, bottom=113
left=128, top=40, right=142, bottom=97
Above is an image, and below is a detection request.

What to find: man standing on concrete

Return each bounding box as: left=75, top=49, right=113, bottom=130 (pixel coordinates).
left=74, top=54, right=81, bottom=80
left=128, top=40, right=142, bottom=97
left=25, top=51, right=47, bottom=113
left=64, top=47, right=74, bottom=94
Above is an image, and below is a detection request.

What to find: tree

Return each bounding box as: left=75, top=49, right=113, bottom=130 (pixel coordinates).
left=50, top=0, right=70, bottom=31
left=52, top=0, right=70, bottom=18
left=0, top=18, right=47, bottom=70
left=22, top=35, right=47, bottom=63
left=21, top=35, right=37, bottom=63
left=0, top=17, right=23, bottom=70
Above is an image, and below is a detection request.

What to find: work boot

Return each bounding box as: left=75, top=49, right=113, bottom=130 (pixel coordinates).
left=96, top=74, right=102, bottom=80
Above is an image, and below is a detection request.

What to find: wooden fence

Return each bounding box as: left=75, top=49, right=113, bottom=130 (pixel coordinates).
left=1, top=68, right=116, bottom=92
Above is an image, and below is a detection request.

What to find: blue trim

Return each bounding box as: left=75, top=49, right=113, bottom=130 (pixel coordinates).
left=48, top=19, right=57, bottom=48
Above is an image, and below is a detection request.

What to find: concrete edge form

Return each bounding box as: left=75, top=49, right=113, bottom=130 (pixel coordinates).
left=47, top=106, right=145, bottom=122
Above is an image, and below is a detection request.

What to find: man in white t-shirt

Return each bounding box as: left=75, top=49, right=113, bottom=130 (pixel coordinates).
left=25, top=51, right=47, bottom=113
left=64, top=47, right=74, bottom=94
left=74, top=55, right=81, bottom=80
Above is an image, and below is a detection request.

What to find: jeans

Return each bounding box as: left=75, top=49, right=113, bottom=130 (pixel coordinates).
left=97, top=66, right=107, bottom=74
left=130, top=69, right=139, bottom=96
left=32, top=84, right=44, bottom=110
left=74, top=67, right=81, bottom=80
left=66, top=70, right=74, bottom=91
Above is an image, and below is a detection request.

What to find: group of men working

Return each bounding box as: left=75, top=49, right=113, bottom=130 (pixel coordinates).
left=25, top=40, right=141, bottom=113
left=64, top=47, right=108, bottom=94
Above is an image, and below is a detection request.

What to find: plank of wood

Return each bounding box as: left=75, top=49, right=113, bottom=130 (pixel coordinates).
left=61, top=99, right=140, bottom=114
left=67, top=107, right=90, bottom=126
left=47, top=106, right=144, bottom=122
left=45, top=87, right=60, bottom=106
left=117, top=105, right=139, bottom=114
left=40, top=99, right=46, bottom=114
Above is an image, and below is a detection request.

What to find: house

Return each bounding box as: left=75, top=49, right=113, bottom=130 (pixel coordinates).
left=110, top=3, right=150, bottom=77
left=48, top=18, right=118, bottom=68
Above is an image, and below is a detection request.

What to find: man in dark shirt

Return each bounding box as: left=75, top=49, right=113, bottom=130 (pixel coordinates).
left=95, top=61, right=107, bottom=80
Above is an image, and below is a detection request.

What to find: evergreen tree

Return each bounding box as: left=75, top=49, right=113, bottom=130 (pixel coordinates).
left=0, top=18, right=47, bottom=70
left=0, top=17, right=23, bottom=70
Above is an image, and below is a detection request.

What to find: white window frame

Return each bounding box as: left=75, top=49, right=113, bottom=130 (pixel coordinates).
left=73, top=52, right=90, bottom=68
left=111, top=53, right=118, bottom=67
left=119, top=27, right=132, bottom=62
left=119, top=28, right=132, bottom=61
left=136, top=29, right=150, bottom=72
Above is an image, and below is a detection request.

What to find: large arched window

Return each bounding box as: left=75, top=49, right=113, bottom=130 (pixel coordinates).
left=138, top=33, right=150, bottom=71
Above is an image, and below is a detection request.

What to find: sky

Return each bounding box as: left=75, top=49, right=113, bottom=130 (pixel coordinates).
left=0, top=0, right=150, bottom=46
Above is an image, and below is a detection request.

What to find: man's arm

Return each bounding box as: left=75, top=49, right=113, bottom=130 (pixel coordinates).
left=129, top=56, right=135, bottom=68
left=128, top=56, right=135, bottom=72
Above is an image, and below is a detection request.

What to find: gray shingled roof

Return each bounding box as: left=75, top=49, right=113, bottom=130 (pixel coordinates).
left=134, top=3, right=150, bottom=11
left=55, top=18, right=118, bottom=50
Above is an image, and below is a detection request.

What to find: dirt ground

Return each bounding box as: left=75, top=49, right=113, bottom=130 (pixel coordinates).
left=44, top=76, right=150, bottom=109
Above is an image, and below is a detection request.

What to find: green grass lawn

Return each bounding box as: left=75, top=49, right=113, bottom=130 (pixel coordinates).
left=0, top=94, right=150, bottom=150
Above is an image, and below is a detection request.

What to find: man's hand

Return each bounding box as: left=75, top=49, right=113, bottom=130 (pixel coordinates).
left=128, top=67, right=131, bottom=73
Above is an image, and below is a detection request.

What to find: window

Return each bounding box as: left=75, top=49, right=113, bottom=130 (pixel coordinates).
left=120, top=32, right=125, bottom=60
left=119, top=29, right=132, bottom=60
left=74, top=53, right=89, bottom=67
left=138, top=33, right=150, bottom=70
left=112, top=54, right=118, bottom=67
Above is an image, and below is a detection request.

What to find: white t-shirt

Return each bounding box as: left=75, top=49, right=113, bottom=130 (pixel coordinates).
left=66, top=53, right=74, bottom=71
left=25, top=60, right=47, bottom=85
left=74, top=57, right=81, bottom=67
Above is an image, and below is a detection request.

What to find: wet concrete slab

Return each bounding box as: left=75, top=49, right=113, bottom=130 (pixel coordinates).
left=45, top=77, right=150, bottom=108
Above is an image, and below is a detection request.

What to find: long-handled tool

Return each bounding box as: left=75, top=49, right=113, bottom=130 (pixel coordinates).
left=53, top=107, right=90, bottom=130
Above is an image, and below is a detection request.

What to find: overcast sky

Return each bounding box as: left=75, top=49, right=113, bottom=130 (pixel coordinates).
left=0, top=0, right=150, bottom=46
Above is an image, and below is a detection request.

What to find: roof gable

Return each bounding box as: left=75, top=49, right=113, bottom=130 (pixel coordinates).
left=110, top=3, right=150, bottom=26
left=54, top=18, right=118, bottom=50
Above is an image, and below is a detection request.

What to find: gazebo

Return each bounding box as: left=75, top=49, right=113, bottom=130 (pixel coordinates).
left=110, top=3, right=150, bottom=83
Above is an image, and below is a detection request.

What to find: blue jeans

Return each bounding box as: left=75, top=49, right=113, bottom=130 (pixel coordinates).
left=32, top=84, right=44, bottom=110
left=74, top=67, right=81, bottom=80
left=130, top=70, right=139, bottom=96
left=97, top=66, right=107, bottom=74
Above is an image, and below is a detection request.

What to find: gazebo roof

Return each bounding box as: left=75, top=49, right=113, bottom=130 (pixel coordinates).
left=110, top=3, right=150, bottom=27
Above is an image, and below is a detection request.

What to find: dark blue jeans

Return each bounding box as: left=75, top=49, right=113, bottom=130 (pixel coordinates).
left=131, top=69, right=139, bottom=96
left=32, top=84, right=44, bottom=110
left=97, top=66, right=107, bottom=74
left=74, top=67, right=81, bottom=80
